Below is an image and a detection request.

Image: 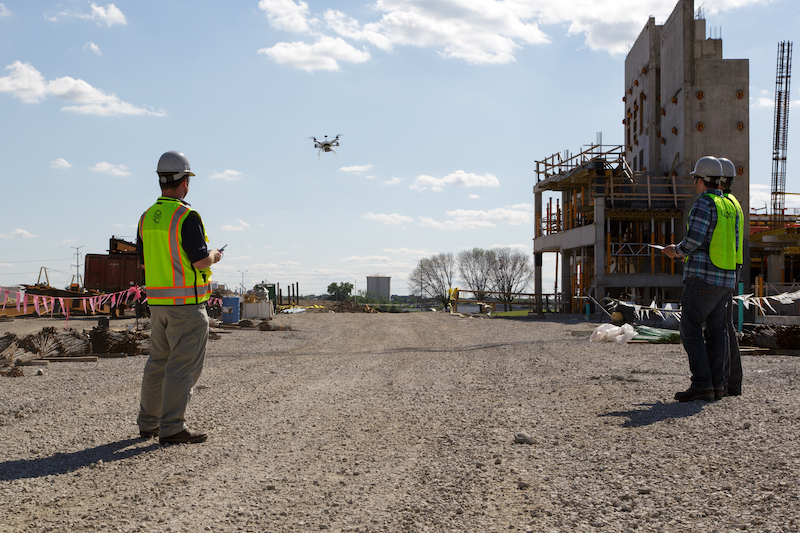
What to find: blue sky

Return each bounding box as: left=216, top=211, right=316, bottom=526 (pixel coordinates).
left=1, top=0, right=798, bottom=296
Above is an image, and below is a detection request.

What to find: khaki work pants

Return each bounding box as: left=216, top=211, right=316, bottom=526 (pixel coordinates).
left=137, top=304, right=209, bottom=438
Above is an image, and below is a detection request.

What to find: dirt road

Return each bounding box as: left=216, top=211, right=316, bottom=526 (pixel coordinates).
left=1, top=312, right=799, bottom=532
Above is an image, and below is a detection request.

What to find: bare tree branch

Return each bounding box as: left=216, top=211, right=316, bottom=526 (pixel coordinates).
left=492, top=247, right=534, bottom=311
left=457, top=248, right=497, bottom=300
left=409, top=253, right=456, bottom=308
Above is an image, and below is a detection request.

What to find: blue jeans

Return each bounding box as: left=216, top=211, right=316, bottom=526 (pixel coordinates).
left=679, top=277, right=731, bottom=390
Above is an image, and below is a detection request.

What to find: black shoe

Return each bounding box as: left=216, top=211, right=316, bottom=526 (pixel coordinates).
left=727, top=383, right=742, bottom=396
left=714, top=389, right=726, bottom=400
left=139, top=428, right=159, bottom=439
left=674, top=388, right=715, bottom=402
left=159, top=429, right=208, bottom=445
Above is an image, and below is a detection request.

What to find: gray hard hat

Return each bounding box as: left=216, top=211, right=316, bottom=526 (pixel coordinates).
left=717, top=157, right=736, bottom=181
left=156, top=151, right=195, bottom=183
left=690, top=156, right=722, bottom=183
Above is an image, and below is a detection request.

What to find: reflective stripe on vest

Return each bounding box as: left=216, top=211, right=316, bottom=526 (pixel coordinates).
left=724, top=192, right=744, bottom=265
left=140, top=198, right=212, bottom=305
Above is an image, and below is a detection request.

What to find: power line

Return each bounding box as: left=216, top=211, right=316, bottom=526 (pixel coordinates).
left=0, top=258, right=72, bottom=264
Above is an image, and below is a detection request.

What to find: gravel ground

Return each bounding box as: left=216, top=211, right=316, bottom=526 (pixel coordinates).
left=1, top=312, right=799, bottom=533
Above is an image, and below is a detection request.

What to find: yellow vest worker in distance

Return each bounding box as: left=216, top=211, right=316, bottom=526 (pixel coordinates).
left=136, top=151, right=224, bottom=445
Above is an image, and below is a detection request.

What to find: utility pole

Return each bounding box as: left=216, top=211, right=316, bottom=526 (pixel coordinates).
left=72, top=245, right=84, bottom=290
left=238, top=270, right=248, bottom=295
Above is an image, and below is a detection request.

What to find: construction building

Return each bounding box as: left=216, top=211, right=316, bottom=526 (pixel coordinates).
left=533, top=0, right=749, bottom=313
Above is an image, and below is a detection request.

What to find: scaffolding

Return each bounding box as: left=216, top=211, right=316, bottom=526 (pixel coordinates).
left=771, top=41, right=792, bottom=228
left=533, top=143, right=696, bottom=313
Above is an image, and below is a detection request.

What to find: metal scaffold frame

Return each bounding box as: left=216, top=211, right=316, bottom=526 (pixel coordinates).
left=771, top=41, right=792, bottom=228
left=533, top=142, right=696, bottom=313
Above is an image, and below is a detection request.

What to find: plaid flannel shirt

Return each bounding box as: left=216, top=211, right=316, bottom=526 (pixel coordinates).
left=676, top=190, right=737, bottom=290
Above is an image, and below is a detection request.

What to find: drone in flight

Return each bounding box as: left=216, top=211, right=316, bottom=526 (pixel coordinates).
left=310, top=135, right=341, bottom=158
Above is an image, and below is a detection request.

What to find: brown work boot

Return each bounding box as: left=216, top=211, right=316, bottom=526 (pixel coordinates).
left=674, top=388, right=715, bottom=402
left=159, top=429, right=208, bottom=445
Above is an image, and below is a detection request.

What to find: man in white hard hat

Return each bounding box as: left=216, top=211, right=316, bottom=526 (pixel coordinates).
left=717, top=157, right=744, bottom=396
left=664, top=156, right=738, bottom=402
left=136, top=151, right=224, bottom=444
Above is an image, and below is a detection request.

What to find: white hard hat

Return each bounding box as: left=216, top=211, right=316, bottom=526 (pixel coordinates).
left=156, top=151, right=195, bottom=183
left=717, top=157, right=736, bottom=183
left=690, top=156, right=722, bottom=183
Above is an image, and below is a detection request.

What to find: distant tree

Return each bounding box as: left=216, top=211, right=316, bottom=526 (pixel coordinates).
left=492, top=247, right=534, bottom=311
left=457, top=248, right=497, bottom=300
left=409, top=252, right=456, bottom=308
left=327, top=282, right=354, bottom=301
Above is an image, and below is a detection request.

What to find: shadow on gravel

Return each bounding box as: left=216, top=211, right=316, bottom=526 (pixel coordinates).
left=0, top=438, right=159, bottom=481
left=599, top=401, right=706, bottom=428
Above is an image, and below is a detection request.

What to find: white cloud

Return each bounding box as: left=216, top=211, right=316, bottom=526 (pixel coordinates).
left=419, top=216, right=495, bottom=230
left=90, top=162, right=130, bottom=177
left=382, top=177, right=401, bottom=185
left=0, top=61, right=166, bottom=116
left=339, top=164, right=373, bottom=173
left=324, top=1, right=548, bottom=64
left=418, top=205, right=533, bottom=230
left=363, top=212, right=414, bottom=225
left=383, top=247, right=430, bottom=257
left=411, top=170, right=500, bottom=192
left=221, top=220, right=250, bottom=231
left=343, top=255, right=391, bottom=262
left=259, top=0, right=768, bottom=68
left=84, top=42, right=102, bottom=56
left=0, top=228, right=37, bottom=239
left=209, top=169, right=244, bottom=181
left=750, top=88, right=800, bottom=109
left=87, top=2, right=126, bottom=26
left=258, top=0, right=315, bottom=32
left=259, top=35, right=370, bottom=72
left=49, top=3, right=127, bottom=27
left=468, top=194, right=480, bottom=199
left=0, top=4, right=11, bottom=18
left=750, top=183, right=770, bottom=211
left=50, top=158, right=71, bottom=169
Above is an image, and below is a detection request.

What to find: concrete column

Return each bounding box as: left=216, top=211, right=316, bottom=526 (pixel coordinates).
left=561, top=250, right=572, bottom=313
left=593, top=174, right=606, bottom=304
left=767, top=253, right=785, bottom=285
left=534, top=191, right=543, bottom=312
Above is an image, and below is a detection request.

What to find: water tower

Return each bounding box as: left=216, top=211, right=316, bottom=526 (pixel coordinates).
left=366, top=275, right=391, bottom=300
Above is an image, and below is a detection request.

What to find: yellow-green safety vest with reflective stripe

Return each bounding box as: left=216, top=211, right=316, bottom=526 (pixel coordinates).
left=138, top=198, right=212, bottom=305
left=689, top=192, right=736, bottom=271
left=723, top=191, right=744, bottom=266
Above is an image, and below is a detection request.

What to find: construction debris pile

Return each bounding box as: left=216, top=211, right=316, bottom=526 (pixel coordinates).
left=331, top=301, right=368, bottom=313
left=740, top=324, right=800, bottom=350
left=1, top=325, right=150, bottom=375
left=88, top=326, right=149, bottom=356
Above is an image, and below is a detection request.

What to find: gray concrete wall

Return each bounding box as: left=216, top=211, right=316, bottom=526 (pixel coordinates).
left=624, top=18, right=661, bottom=173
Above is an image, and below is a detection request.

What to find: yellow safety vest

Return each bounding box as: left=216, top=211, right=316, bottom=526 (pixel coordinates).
left=138, top=198, right=212, bottom=305
left=723, top=192, right=744, bottom=266
left=701, top=193, right=737, bottom=271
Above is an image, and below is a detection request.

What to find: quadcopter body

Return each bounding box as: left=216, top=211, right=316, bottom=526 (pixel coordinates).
left=311, top=135, right=340, bottom=158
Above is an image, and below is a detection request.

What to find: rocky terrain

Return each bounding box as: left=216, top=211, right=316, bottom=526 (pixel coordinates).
left=1, top=312, right=799, bottom=532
